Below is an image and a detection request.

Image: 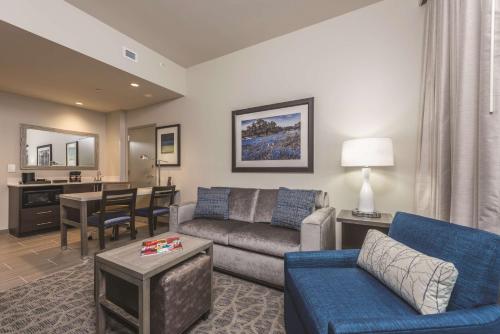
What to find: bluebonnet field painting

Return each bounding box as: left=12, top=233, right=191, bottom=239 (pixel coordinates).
left=241, top=113, right=301, bottom=161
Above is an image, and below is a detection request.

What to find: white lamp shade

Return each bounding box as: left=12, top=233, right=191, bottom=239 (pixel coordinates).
left=341, top=138, right=394, bottom=167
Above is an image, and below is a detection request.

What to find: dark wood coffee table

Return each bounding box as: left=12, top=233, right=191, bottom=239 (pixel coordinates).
left=94, top=232, right=213, bottom=334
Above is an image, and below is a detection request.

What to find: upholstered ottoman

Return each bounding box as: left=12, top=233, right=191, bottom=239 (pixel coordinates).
left=150, top=253, right=212, bottom=334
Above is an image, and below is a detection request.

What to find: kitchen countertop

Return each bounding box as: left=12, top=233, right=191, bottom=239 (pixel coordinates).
left=7, top=180, right=121, bottom=188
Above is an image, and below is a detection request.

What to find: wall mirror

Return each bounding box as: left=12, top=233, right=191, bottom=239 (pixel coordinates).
left=20, top=124, right=99, bottom=170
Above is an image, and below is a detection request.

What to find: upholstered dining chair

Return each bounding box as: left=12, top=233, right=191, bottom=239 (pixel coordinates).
left=87, top=188, right=137, bottom=250
left=136, top=186, right=176, bottom=236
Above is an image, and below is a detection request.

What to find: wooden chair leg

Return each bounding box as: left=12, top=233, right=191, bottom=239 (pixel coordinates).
left=154, top=216, right=158, bottom=230
left=148, top=216, right=155, bottom=237
left=112, top=226, right=119, bottom=240
left=130, top=220, right=137, bottom=240
left=98, top=225, right=105, bottom=250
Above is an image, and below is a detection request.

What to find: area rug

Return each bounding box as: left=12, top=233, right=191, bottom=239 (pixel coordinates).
left=0, top=260, right=285, bottom=334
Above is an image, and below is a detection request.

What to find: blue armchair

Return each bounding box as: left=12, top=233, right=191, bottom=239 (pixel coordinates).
left=284, top=212, right=500, bottom=334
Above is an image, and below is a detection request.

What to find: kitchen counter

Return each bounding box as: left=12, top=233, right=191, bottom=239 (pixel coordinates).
left=7, top=181, right=122, bottom=188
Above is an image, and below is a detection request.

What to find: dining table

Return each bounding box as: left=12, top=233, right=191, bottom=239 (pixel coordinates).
left=59, top=187, right=177, bottom=257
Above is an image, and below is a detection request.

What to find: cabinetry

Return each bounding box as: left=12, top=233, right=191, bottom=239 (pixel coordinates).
left=8, top=183, right=98, bottom=237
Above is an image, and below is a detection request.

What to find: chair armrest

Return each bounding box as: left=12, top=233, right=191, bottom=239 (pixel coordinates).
left=301, top=207, right=336, bottom=251
left=285, top=250, right=360, bottom=270
left=329, top=305, right=500, bottom=334
left=169, top=202, right=196, bottom=232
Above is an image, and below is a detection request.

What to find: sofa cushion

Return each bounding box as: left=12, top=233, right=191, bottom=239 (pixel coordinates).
left=228, top=188, right=259, bottom=223
left=178, top=219, right=248, bottom=245
left=253, top=189, right=278, bottom=223
left=228, top=222, right=300, bottom=258
left=193, top=187, right=230, bottom=220
left=389, top=212, right=500, bottom=311
left=358, top=229, right=458, bottom=315
left=286, top=267, right=417, bottom=334
left=271, top=188, right=316, bottom=230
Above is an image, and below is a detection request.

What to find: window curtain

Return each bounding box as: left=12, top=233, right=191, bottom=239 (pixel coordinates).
left=415, top=0, right=500, bottom=234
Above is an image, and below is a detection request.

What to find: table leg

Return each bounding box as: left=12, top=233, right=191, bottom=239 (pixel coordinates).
left=138, top=279, right=151, bottom=334
left=95, top=262, right=107, bottom=334
left=80, top=201, right=89, bottom=258
left=60, top=201, right=68, bottom=250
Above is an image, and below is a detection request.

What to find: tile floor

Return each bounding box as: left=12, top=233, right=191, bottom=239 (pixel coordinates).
left=0, top=219, right=169, bottom=292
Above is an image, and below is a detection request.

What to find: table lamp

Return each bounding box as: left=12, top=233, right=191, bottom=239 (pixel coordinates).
left=341, top=138, right=394, bottom=218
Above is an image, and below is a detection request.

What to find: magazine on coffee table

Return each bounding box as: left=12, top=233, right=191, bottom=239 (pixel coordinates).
left=140, top=236, right=183, bottom=256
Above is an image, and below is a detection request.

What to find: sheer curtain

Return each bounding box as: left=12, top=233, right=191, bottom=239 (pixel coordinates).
left=415, top=0, right=500, bottom=234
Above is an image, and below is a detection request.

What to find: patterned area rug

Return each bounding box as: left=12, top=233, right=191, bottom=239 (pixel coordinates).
left=0, top=261, right=285, bottom=334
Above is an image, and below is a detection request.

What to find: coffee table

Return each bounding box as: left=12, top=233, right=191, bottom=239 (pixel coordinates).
left=94, top=232, right=213, bottom=334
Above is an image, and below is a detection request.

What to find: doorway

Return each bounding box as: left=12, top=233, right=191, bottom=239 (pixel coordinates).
left=128, top=125, right=156, bottom=188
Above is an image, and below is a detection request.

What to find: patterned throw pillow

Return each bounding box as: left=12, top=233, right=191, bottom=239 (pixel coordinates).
left=194, top=187, right=230, bottom=220
left=271, top=188, right=316, bottom=230
left=357, top=230, right=459, bottom=315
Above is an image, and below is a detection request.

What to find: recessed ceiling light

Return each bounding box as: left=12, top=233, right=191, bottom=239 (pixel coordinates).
left=75, top=101, right=83, bottom=106
left=144, top=93, right=153, bottom=98
left=130, top=82, right=140, bottom=87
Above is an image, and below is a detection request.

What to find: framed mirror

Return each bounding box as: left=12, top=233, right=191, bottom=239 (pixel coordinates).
left=20, top=124, right=99, bottom=170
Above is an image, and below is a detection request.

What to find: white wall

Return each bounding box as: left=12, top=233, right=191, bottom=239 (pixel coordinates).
left=127, top=0, right=425, bottom=220
left=0, top=91, right=109, bottom=230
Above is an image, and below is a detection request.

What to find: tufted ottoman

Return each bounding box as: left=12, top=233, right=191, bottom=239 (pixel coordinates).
left=150, top=253, right=212, bottom=334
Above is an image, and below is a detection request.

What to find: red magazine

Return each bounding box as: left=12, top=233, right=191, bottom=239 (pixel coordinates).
left=141, top=236, right=183, bottom=256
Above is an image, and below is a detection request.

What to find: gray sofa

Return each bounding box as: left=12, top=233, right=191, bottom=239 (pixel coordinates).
left=170, top=188, right=335, bottom=287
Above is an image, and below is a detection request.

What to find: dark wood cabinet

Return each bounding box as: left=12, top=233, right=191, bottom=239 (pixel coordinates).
left=8, top=183, right=101, bottom=237
left=19, top=205, right=60, bottom=233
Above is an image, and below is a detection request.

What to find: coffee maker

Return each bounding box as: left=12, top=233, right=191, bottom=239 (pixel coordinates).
left=21, top=172, right=35, bottom=184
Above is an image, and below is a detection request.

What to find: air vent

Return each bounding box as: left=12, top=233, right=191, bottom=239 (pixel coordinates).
left=122, top=47, right=138, bottom=62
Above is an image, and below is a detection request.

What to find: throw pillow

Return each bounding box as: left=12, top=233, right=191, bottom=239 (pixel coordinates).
left=194, top=187, right=230, bottom=220
left=357, top=229, right=459, bottom=315
left=271, top=188, right=316, bottom=230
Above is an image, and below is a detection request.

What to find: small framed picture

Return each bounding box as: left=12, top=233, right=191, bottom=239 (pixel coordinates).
left=66, top=141, right=79, bottom=167
left=232, top=98, right=314, bottom=173
left=156, top=124, right=181, bottom=166
left=37, top=144, right=52, bottom=167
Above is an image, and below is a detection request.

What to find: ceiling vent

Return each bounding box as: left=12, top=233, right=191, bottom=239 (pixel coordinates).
left=122, top=47, right=138, bottom=62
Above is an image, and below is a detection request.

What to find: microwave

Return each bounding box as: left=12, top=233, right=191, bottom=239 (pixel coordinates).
left=22, top=187, right=63, bottom=208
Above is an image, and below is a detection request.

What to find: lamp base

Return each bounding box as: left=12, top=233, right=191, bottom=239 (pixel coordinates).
left=352, top=209, right=381, bottom=219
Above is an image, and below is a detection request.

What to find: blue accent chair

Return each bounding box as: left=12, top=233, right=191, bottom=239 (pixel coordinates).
left=284, top=212, right=500, bottom=334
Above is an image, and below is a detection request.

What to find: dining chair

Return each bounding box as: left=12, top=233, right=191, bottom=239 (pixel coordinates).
left=87, top=188, right=137, bottom=250
left=136, top=186, right=176, bottom=237
left=102, top=182, right=131, bottom=191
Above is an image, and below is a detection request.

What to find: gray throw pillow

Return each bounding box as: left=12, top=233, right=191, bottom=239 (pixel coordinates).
left=357, top=229, right=459, bottom=315
left=194, top=187, right=230, bottom=220
left=270, top=188, right=316, bottom=230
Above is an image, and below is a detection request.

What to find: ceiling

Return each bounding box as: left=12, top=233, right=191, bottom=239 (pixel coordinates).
left=0, top=20, right=181, bottom=112
left=66, top=0, right=383, bottom=67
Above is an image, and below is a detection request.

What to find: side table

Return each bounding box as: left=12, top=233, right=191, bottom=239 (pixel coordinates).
left=337, top=209, right=393, bottom=249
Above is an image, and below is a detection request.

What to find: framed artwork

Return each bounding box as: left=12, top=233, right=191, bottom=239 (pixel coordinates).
left=232, top=97, right=314, bottom=173
left=37, top=144, right=52, bottom=167
left=66, top=141, right=79, bottom=167
left=156, top=124, right=181, bottom=166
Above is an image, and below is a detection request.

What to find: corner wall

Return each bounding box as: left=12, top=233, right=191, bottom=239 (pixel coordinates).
left=127, top=0, right=425, bottom=220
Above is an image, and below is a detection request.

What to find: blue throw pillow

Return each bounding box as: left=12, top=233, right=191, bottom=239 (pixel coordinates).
left=194, top=187, right=230, bottom=220
left=271, top=188, right=316, bottom=230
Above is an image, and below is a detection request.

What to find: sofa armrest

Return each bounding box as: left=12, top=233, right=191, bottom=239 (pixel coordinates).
left=301, top=207, right=336, bottom=251
left=169, top=202, right=196, bottom=232
left=285, top=250, right=360, bottom=270
left=329, top=305, right=500, bottom=334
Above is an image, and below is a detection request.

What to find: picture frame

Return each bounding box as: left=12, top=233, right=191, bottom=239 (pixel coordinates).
left=66, top=141, right=79, bottom=167
left=232, top=97, right=314, bottom=173
left=37, top=144, right=52, bottom=167
left=155, top=124, right=181, bottom=166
